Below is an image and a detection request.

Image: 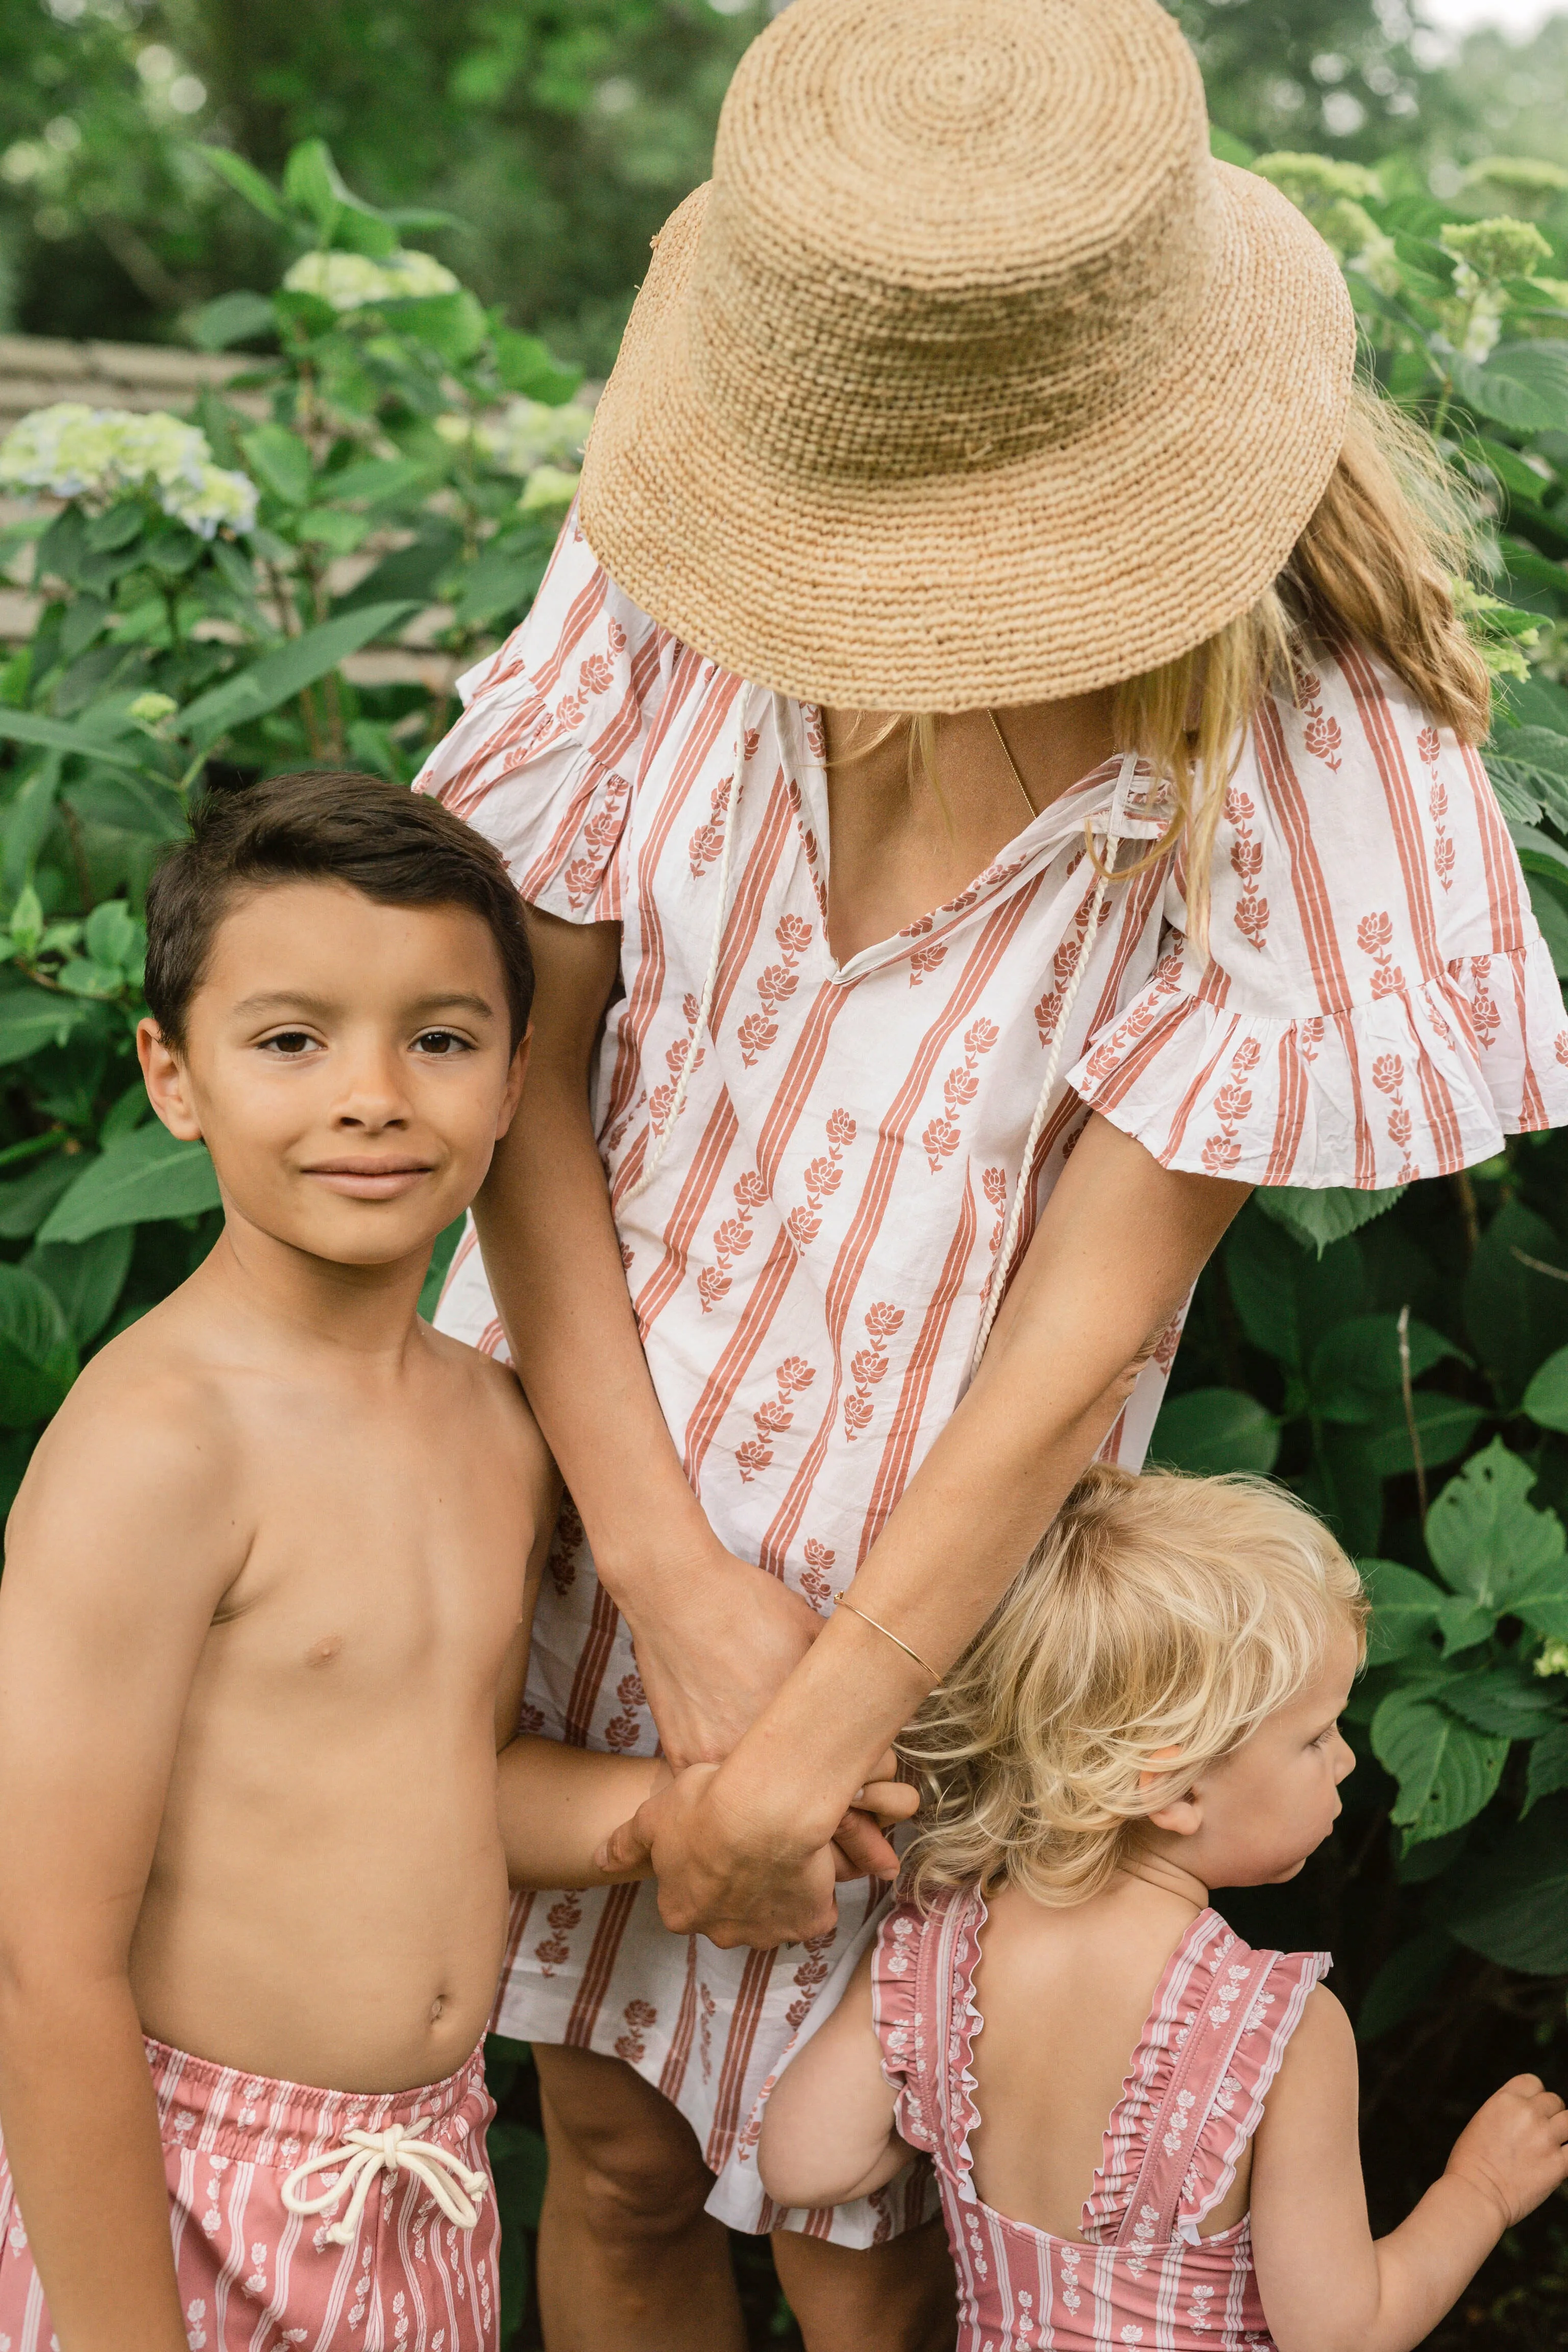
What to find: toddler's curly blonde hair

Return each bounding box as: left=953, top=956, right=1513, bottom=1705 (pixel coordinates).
left=898, top=1464, right=1367, bottom=1908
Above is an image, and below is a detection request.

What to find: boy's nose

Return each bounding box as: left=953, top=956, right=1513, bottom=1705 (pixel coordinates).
left=333, top=1051, right=412, bottom=1127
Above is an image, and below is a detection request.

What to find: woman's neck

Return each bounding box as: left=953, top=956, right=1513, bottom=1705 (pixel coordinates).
left=818, top=695, right=1118, bottom=964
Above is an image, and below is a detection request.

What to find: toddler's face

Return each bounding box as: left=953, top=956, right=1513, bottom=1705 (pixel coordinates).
left=138, top=879, right=525, bottom=1270
left=1178, top=1622, right=1360, bottom=1889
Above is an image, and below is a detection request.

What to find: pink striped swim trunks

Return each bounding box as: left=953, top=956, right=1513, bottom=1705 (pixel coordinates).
left=0, top=2034, right=499, bottom=2351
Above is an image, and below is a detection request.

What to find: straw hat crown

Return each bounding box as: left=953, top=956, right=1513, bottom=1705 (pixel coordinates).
left=696, top=0, right=1216, bottom=483
left=580, top=0, right=1355, bottom=710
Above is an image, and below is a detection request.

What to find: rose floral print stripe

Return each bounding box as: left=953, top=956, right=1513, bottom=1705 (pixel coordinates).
left=417, top=513, right=1568, bottom=2248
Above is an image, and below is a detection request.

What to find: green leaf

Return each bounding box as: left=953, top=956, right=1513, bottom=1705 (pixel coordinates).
left=198, top=144, right=289, bottom=226
left=323, top=455, right=439, bottom=508
left=176, top=601, right=419, bottom=750
left=1523, top=1343, right=1568, bottom=1431
left=0, top=989, right=97, bottom=1066
left=1370, top=1684, right=1509, bottom=1845
left=1363, top=1393, right=1486, bottom=1479
left=1465, top=1200, right=1568, bottom=1404
left=0, top=1262, right=77, bottom=1427
left=1363, top=1557, right=1442, bottom=1664
left=1309, top=1312, right=1464, bottom=1418
left=1527, top=871, right=1568, bottom=977
left=493, top=329, right=582, bottom=405
left=1441, top=1795, right=1568, bottom=1972
left=1435, top=1593, right=1497, bottom=1657
left=333, top=521, right=461, bottom=614
left=1425, top=1440, right=1566, bottom=1607
left=239, top=425, right=313, bottom=508
left=0, top=1152, right=80, bottom=1238
left=450, top=544, right=548, bottom=629
left=188, top=291, right=276, bottom=352
left=0, top=707, right=149, bottom=773
left=296, top=507, right=372, bottom=555
left=36, top=1126, right=221, bottom=1244
left=1525, top=1723, right=1568, bottom=1814
left=282, top=138, right=399, bottom=257
left=1253, top=1183, right=1408, bottom=1256
left=1439, top=1664, right=1565, bottom=1739
left=1147, top=1386, right=1281, bottom=1476
left=1462, top=339, right=1568, bottom=434
left=1356, top=1928, right=1456, bottom=2042
left=419, top=1215, right=466, bottom=1322
left=24, top=1226, right=133, bottom=1346
left=382, top=289, right=487, bottom=364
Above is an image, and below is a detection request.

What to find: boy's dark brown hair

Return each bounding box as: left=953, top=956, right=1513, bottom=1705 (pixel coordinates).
left=144, top=771, right=534, bottom=1050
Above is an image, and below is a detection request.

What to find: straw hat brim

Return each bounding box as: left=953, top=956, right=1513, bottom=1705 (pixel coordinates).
left=579, top=163, right=1355, bottom=712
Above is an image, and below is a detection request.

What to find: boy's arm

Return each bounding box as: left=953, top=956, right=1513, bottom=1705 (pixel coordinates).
left=757, top=1944, right=910, bottom=2208
left=1250, top=1987, right=1568, bottom=2352
left=0, top=1374, right=242, bottom=2352
left=497, top=1738, right=668, bottom=1886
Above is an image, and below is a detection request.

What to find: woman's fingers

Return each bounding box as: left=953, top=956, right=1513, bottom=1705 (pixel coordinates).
left=829, top=1806, right=901, bottom=1880
left=855, top=1779, right=919, bottom=1824
left=593, top=1805, right=656, bottom=1878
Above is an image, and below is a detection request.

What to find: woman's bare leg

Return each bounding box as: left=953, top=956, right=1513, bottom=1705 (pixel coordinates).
left=772, top=2219, right=957, bottom=2352
left=533, top=2043, right=745, bottom=2352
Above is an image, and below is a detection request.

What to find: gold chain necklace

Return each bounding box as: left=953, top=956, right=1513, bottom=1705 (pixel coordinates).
left=985, top=707, right=1037, bottom=820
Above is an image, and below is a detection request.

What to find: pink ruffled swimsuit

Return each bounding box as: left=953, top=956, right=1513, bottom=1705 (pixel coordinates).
left=871, top=1891, right=1329, bottom=2351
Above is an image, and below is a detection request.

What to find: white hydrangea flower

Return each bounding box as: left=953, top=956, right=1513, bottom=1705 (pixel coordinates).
left=0, top=403, right=257, bottom=537
left=283, top=247, right=459, bottom=312
left=433, top=401, right=590, bottom=494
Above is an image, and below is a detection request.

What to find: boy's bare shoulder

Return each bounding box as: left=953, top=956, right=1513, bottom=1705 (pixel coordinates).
left=420, top=1323, right=550, bottom=1460
left=13, top=1294, right=245, bottom=1540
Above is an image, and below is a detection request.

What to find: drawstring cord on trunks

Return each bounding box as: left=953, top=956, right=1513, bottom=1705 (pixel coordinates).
left=969, top=752, right=1135, bottom=1375
left=281, top=2118, right=489, bottom=2247
left=620, top=686, right=752, bottom=1206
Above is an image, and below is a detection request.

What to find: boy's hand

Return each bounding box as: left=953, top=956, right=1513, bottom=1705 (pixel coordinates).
left=1444, top=2075, right=1568, bottom=2230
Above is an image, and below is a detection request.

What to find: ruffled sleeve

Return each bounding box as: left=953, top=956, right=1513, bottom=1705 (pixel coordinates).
left=1068, top=643, right=1568, bottom=1187
left=413, top=505, right=665, bottom=923
left=869, top=1901, right=943, bottom=2162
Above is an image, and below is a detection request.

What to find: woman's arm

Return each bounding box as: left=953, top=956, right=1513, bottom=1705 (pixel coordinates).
left=757, top=1945, right=910, bottom=2209
left=599, top=1114, right=1248, bottom=1945
left=1249, top=1987, right=1568, bottom=2352
left=474, top=906, right=834, bottom=1770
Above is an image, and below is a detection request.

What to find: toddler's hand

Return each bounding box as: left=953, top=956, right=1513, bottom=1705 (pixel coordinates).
left=1444, top=2074, right=1568, bottom=2230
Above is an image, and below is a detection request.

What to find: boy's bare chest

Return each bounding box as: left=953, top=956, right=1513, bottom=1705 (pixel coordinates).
left=201, top=1399, right=533, bottom=1713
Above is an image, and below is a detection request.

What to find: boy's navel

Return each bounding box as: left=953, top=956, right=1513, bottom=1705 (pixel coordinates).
left=305, top=1634, right=343, bottom=1667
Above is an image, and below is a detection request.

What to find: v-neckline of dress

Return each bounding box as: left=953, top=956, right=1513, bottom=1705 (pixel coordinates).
left=789, top=697, right=1137, bottom=984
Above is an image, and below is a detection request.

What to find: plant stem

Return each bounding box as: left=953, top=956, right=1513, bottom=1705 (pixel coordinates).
left=1397, top=1303, right=1430, bottom=1523
left=1450, top=1167, right=1481, bottom=1255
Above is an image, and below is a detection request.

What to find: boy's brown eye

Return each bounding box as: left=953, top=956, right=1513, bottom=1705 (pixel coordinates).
left=415, top=1030, right=467, bottom=1055
left=263, top=1032, right=314, bottom=1055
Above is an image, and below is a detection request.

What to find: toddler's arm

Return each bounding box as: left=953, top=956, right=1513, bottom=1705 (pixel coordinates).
left=1251, top=1985, right=1568, bottom=2352
left=0, top=1371, right=245, bottom=2352
left=757, top=1943, right=912, bottom=2207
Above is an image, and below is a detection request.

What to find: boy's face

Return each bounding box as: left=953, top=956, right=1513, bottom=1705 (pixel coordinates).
left=138, top=879, right=527, bottom=1270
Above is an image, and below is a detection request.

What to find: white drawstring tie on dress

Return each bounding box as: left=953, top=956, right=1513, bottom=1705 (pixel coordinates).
left=621, top=685, right=752, bottom=1205
left=281, top=2118, right=488, bottom=2246
left=970, top=752, right=1135, bottom=1372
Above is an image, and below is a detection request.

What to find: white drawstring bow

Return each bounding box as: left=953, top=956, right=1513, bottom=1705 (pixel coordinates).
left=281, top=2118, right=488, bottom=2247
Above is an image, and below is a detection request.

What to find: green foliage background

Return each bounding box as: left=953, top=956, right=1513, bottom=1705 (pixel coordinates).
left=5, top=2, right=1568, bottom=2339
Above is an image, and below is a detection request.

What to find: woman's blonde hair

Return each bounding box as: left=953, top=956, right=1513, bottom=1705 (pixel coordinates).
left=898, top=1463, right=1368, bottom=1910
left=846, top=382, right=1491, bottom=950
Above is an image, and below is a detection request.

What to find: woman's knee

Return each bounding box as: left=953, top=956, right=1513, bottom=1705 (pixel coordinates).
left=534, top=2044, right=718, bottom=2244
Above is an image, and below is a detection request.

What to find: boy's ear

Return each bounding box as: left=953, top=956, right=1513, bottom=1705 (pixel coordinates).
left=137, top=1017, right=203, bottom=1143
left=495, top=1025, right=532, bottom=1140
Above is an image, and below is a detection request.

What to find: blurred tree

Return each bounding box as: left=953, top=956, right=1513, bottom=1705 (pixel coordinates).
left=8, top=0, right=1568, bottom=371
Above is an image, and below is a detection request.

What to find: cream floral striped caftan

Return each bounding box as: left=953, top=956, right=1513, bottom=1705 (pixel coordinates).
left=416, top=512, right=1568, bottom=2245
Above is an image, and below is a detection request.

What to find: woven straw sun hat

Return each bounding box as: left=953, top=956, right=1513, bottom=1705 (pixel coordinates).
left=577, top=0, right=1356, bottom=714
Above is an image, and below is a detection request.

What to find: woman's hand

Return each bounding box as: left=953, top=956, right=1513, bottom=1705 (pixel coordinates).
left=595, top=1763, right=841, bottom=1948
left=616, top=1533, right=826, bottom=1769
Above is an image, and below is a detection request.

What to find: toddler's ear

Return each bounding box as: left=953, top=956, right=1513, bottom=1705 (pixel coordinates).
left=1139, top=1745, right=1203, bottom=1840
left=137, top=1017, right=203, bottom=1142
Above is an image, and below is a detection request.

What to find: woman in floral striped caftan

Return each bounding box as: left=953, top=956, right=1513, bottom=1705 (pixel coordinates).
left=416, top=3, right=1568, bottom=2346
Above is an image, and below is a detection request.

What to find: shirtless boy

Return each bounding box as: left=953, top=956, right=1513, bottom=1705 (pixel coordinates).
left=0, top=772, right=669, bottom=2352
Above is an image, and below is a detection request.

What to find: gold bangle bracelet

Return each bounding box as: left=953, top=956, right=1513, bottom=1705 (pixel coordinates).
left=836, top=1598, right=939, bottom=1682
